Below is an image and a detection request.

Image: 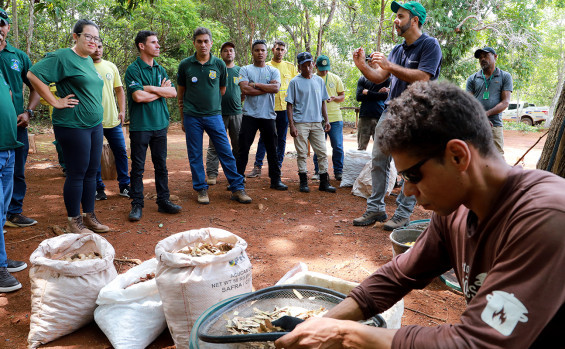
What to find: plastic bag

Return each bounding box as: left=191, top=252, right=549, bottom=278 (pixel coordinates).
left=352, top=159, right=397, bottom=198
left=155, top=228, right=252, bottom=349
left=94, top=258, right=166, bottom=349
left=340, top=150, right=372, bottom=187
left=28, top=233, right=117, bottom=348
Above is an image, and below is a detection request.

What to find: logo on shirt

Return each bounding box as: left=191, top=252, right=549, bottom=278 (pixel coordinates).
left=129, top=80, right=140, bottom=87
left=96, top=72, right=104, bottom=80
left=10, top=59, right=21, bottom=72
left=329, top=82, right=335, bottom=88
left=481, top=291, right=528, bottom=336
left=209, top=70, right=217, bottom=79
left=105, top=73, right=113, bottom=81
left=233, top=76, right=241, bottom=84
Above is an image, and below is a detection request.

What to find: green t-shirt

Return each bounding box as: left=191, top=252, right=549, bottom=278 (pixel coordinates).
left=125, top=57, right=171, bottom=131
left=0, top=72, right=23, bottom=150
left=177, top=54, right=227, bottom=117
left=0, top=42, right=32, bottom=115
left=29, top=48, right=104, bottom=129
left=221, top=65, right=242, bottom=115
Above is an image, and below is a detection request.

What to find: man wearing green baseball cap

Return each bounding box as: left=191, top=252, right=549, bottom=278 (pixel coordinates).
left=350, top=0, right=442, bottom=231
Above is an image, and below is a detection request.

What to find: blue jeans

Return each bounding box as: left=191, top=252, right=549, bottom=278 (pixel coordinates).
left=366, top=111, right=416, bottom=218
left=254, top=110, right=288, bottom=169
left=8, top=126, right=29, bottom=215
left=129, top=128, right=170, bottom=207
left=1, top=150, right=16, bottom=267
left=96, top=124, right=130, bottom=190
left=183, top=114, right=244, bottom=192
left=54, top=125, right=103, bottom=217
left=314, top=121, right=344, bottom=175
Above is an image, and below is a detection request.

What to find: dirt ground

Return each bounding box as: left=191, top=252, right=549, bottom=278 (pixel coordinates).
left=1, top=124, right=547, bottom=348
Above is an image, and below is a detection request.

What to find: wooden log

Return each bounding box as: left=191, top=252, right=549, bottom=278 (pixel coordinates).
left=28, top=133, right=37, bottom=154
left=101, top=143, right=117, bottom=180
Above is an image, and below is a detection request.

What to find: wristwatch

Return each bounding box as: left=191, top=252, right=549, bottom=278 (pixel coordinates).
left=26, top=109, right=34, bottom=118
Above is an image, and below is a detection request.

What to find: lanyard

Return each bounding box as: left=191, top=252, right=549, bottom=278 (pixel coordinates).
left=481, top=70, right=494, bottom=100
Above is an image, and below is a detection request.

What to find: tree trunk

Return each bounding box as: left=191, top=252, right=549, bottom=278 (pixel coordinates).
left=537, top=83, right=565, bottom=177
left=376, top=0, right=386, bottom=52
left=26, top=0, right=34, bottom=56
left=11, top=0, right=18, bottom=48
left=315, top=0, right=337, bottom=57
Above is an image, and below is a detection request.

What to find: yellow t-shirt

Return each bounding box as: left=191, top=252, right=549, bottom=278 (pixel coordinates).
left=267, top=59, right=298, bottom=111
left=93, top=59, right=123, bottom=128
left=320, top=71, right=345, bottom=123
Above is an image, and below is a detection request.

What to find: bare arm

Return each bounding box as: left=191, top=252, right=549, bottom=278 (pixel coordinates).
left=114, top=86, right=126, bottom=124
left=144, top=78, right=177, bottom=98
left=220, top=86, right=226, bottom=96
left=255, top=80, right=280, bottom=94
left=240, top=81, right=266, bottom=96
left=486, top=90, right=511, bottom=117
left=132, top=90, right=160, bottom=103
left=26, top=71, right=79, bottom=109
left=17, top=87, right=41, bottom=128
left=329, top=91, right=345, bottom=103
left=322, top=100, right=331, bottom=132
left=371, top=51, right=432, bottom=83
left=287, top=102, right=297, bottom=138
left=353, top=47, right=390, bottom=84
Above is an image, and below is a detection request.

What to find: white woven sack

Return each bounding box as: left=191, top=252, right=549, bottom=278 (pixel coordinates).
left=95, top=258, right=166, bottom=349
left=155, top=228, right=252, bottom=349
left=28, top=233, right=117, bottom=348
left=352, top=159, right=397, bottom=198
left=340, top=150, right=372, bottom=187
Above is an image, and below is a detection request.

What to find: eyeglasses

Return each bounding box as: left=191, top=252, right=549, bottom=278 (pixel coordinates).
left=78, top=33, right=102, bottom=44
left=398, top=157, right=431, bottom=184
left=0, top=11, right=8, bottom=20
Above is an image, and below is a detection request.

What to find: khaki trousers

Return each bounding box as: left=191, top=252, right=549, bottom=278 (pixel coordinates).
left=294, top=122, right=328, bottom=174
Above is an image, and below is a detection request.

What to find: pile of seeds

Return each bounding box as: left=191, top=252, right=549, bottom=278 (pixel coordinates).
left=61, top=252, right=101, bottom=262
left=178, top=242, right=234, bottom=256
left=125, top=272, right=156, bottom=289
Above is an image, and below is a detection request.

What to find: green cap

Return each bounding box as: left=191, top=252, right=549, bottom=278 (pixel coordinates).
left=316, top=55, right=330, bottom=71
left=0, top=9, right=11, bottom=25
left=391, top=1, right=426, bottom=25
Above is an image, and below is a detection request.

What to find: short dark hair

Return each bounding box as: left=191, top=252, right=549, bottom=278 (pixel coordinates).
left=134, top=30, right=158, bottom=51
left=377, top=81, right=495, bottom=159
left=273, top=40, right=286, bottom=48
left=193, top=27, right=212, bottom=41
left=408, top=12, right=423, bottom=29
left=252, top=39, right=267, bottom=50
left=73, top=19, right=99, bottom=35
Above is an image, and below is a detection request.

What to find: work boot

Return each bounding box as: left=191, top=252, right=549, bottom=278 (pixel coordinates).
left=352, top=211, right=387, bottom=226
left=299, top=172, right=310, bottom=193
left=0, top=267, right=22, bottom=293
left=128, top=205, right=143, bottom=221
left=6, top=259, right=27, bottom=273
left=82, top=212, right=110, bottom=233
left=5, top=213, right=37, bottom=227
left=207, top=176, right=217, bottom=185
left=231, top=189, right=252, bottom=204
left=318, top=173, right=336, bottom=193
left=197, top=189, right=210, bottom=205
left=270, top=177, right=288, bottom=191
left=158, top=200, right=182, bottom=214
left=335, top=172, right=343, bottom=181
left=246, top=165, right=262, bottom=178
left=383, top=215, right=410, bottom=231
left=67, top=216, right=94, bottom=234
left=95, top=189, right=107, bottom=201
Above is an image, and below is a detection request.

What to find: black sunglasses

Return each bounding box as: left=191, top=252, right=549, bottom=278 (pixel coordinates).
left=0, top=11, right=8, bottom=20
left=398, top=157, right=431, bottom=184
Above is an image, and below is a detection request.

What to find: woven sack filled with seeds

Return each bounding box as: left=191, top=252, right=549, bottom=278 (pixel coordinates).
left=28, top=233, right=117, bottom=348
left=155, top=227, right=252, bottom=349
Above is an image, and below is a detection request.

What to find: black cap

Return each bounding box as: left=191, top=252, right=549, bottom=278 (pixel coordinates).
left=297, top=52, right=313, bottom=65
left=474, top=47, right=496, bottom=58
left=220, top=41, right=235, bottom=51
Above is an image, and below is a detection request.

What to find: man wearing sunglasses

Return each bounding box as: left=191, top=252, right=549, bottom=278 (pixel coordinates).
left=351, top=1, right=442, bottom=230
left=0, top=9, right=40, bottom=228
left=276, top=81, right=565, bottom=349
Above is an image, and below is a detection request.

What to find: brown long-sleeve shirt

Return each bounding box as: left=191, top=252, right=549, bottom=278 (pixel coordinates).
left=350, top=166, right=565, bottom=348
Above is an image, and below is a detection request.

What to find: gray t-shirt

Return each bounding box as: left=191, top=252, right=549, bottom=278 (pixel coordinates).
left=239, top=64, right=280, bottom=119
left=286, top=74, right=329, bottom=123
left=466, top=67, right=513, bottom=127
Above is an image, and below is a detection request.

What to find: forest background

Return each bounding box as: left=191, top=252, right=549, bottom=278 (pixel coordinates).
left=2, top=0, right=565, bottom=124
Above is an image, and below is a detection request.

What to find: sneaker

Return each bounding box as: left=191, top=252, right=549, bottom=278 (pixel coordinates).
left=246, top=166, right=262, bottom=178
left=352, top=211, right=387, bottom=226
left=383, top=215, right=410, bottom=231
left=95, top=189, right=107, bottom=201
left=197, top=189, right=210, bottom=205
left=311, top=173, right=320, bottom=181
left=119, top=185, right=131, bottom=198
left=82, top=212, right=110, bottom=233
left=0, top=267, right=22, bottom=293
left=5, top=213, right=38, bottom=227
left=231, top=190, right=252, bottom=204
left=128, top=205, right=143, bottom=222
left=158, top=200, right=182, bottom=214
left=207, top=176, right=217, bottom=185
left=7, top=259, right=27, bottom=273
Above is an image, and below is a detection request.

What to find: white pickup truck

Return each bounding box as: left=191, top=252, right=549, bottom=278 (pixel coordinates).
left=501, top=102, right=549, bottom=126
